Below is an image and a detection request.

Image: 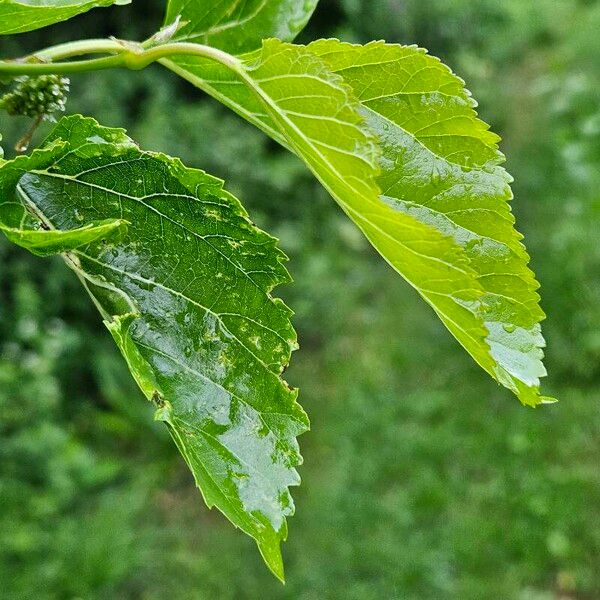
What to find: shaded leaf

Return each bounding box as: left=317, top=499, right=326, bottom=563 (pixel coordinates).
left=163, top=0, right=319, bottom=53
left=0, top=115, right=308, bottom=580
left=0, top=0, right=130, bottom=35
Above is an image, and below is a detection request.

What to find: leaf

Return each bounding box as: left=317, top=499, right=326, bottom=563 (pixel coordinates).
left=161, top=39, right=551, bottom=405
left=305, top=40, right=551, bottom=405
left=163, top=0, right=319, bottom=53
left=0, top=115, right=308, bottom=581
left=0, top=0, right=130, bottom=35
left=0, top=218, right=128, bottom=256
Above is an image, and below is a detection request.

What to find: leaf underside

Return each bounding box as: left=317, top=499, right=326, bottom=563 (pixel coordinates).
left=306, top=40, right=550, bottom=405
left=0, top=115, right=308, bottom=581
left=161, top=38, right=551, bottom=405
left=0, top=0, right=129, bottom=35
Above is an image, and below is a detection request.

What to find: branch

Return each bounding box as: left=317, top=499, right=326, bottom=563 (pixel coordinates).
left=0, top=39, right=242, bottom=77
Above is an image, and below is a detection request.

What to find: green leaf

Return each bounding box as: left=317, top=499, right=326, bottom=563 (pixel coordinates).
left=0, top=115, right=308, bottom=581
left=304, top=40, right=551, bottom=405
left=161, top=39, right=552, bottom=405
left=163, top=0, right=319, bottom=53
left=0, top=218, right=128, bottom=256
left=0, top=0, right=130, bottom=35
left=161, top=39, right=497, bottom=396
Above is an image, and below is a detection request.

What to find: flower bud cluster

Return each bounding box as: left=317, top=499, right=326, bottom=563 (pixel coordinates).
left=0, top=75, right=70, bottom=120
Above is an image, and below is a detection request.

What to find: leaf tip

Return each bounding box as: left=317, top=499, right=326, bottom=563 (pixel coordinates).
left=256, top=534, right=286, bottom=583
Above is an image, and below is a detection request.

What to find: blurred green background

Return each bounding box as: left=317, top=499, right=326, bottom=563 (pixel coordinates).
left=1, top=1, right=599, bottom=598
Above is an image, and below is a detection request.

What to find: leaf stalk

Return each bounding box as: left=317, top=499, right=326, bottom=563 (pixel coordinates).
left=0, top=39, right=243, bottom=77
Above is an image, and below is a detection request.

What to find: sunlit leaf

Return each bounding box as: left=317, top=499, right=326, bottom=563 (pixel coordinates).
left=164, top=40, right=556, bottom=405
left=161, top=38, right=551, bottom=405
left=305, top=40, right=550, bottom=405
left=0, top=115, right=308, bottom=581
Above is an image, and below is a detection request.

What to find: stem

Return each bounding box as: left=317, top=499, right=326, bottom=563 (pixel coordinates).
left=0, top=54, right=125, bottom=75
left=15, top=115, right=43, bottom=153
left=0, top=39, right=242, bottom=77
left=36, top=38, right=126, bottom=60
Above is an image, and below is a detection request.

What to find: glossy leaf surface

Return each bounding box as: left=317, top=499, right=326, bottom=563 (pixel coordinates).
left=162, top=39, right=550, bottom=405
left=0, top=115, right=307, bottom=580
left=0, top=0, right=129, bottom=35
left=163, top=41, right=492, bottom=387
left=306, top=40, right=550, bottom=405
left=163, top=0, right=319, bottom=53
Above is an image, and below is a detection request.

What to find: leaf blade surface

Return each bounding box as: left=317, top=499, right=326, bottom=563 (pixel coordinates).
left=161, top=41, right=496, bottom=396
left=161, top=38, right=551, bottom=405
left=306, top=40, right=550, bottom=404
left=164, top=0, right=319, bottom=53
left=0, top=0, right=129, bottom=35
left=0, top=115, right=307, bottom=579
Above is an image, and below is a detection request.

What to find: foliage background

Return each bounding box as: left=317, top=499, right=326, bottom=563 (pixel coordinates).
left=1, top=1, right=599, bottom=598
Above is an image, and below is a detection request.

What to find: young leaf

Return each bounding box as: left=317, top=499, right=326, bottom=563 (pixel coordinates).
left=0, top=0, right=130, bottom=35
left=305, top=40, right=550, bottom=405
left=0, top=115, right=308, bottom=581
left=161, top=39, right=551, bottom=405
left=0, top=218, right=128, bottom=256
left=163, top=0, right=319, bottom=53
